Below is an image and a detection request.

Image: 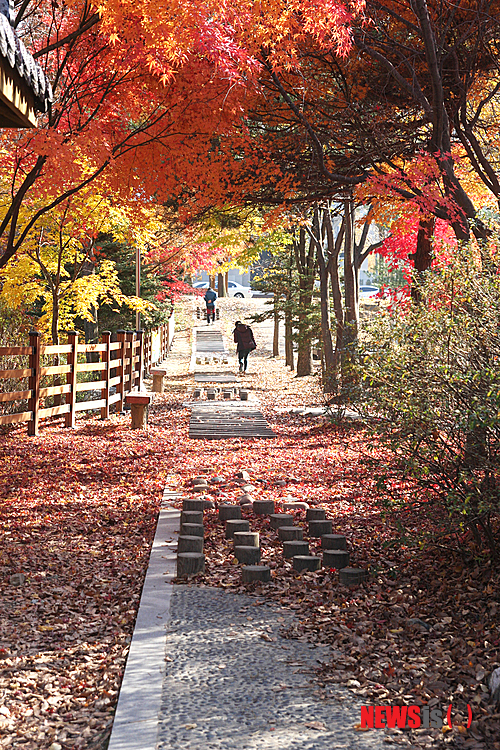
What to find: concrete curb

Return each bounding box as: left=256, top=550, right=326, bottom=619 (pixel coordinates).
left=107, top=490, right=180, bottom=750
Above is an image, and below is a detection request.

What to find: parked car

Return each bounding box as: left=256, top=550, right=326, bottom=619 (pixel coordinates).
left=192, top=281, right=254, bottom=298
left=359, top=285, right=380, bottom=298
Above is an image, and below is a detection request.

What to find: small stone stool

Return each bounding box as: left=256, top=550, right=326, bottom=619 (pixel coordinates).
left=125, top=392, right=152, bottom=429
left=151, top=368, right=167, bottom=393
left=293, top=556, right=321, bottom=573
left=177, top=553, right=205, bottom=577
left=308, top=519, right=332, bottom=537
left=234, top=546, right=261, bottom=564
left=239, top=390, right=249, bottom=401
left=181, top=510, right=203, bottom=526
left=180, top=523, right=204, bottom=537
left=242, top=565, right=270, bottom=583
left=225, top=519, right=250, bottom=539
left=339, top=567, right=368, bottom=586
left=270, top=513, right=294, bottom=530
left=321, top=534, right=347, bottom=550
left=219, top=504, right=242, bottom=522
left=253, top=500, right=275, bottom=515
left=306, top=508, right=326, bottom=521
left=234, top=531, right=259, bottom=547
left=178, top=536, right=204, bottom=553
left=283, top=540, right=309, bottom=558
left=278, top=526, right=303, bottom=542
left=182, top=499, right=205, bottom=512
left=323, top=549, right=350, bottom=569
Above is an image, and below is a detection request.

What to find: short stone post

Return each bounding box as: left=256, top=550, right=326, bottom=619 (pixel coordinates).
left=278, top=526, right=303, bottom=542
left=269, top=513, right=294, bottom=530
left=339, top=567, right=368, bottom=586
left=323, top=549, right=350, bottom=569
left=242, top=565, right=270, bottom=583
left=306, top=508, right=326, bottom=521
left=152, top=368, right=167, bottom=393
left=234, top=531, right=259, bottom=547
left=283, top=540, right=309, bottom=558
left=218, top=504, right=242, bottom=522
left=225, top=519, right=250, bottom=539
left=177, top=553, right=205, bottom=577
left=234, top=546, right=261, bottom=564
left=308, top=519, right=332, bottom=537
left=321, top=534, right=347, bottom=550
left=178, top=536, right=204, bottom=553
left=253, top=500, right=275, bottom=515
left=293, top=556, right=321, bottom=572
left=125, top=392, right=152, bottom=429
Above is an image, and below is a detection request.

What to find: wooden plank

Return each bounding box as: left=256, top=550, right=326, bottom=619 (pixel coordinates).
left=38, top=403, right=71, bottom=418
left=0, top=390, right=31, bottom=403
left=0, top=368, right=32, bottom=378
left=41, top=344, right=72, bottom=355
left=109, top=375, right=121, bottom=387
left=109, top=342, right=121, bottom=351
left=77, top=343, right=107, bottom=353
left=75, top=398, right=106, bottom=412
left=76, top=362, right=105, bottom=373
left=39, top=384, right=71, bottom=398
left=39, top=364, right=72, bottom=376
left=109, top=392, right=121, bottom=405
left=76, top=379, right=107, bottom=392
left=0, top=346, right=32, bottom=356
left=0, top=411, right=32, bottom=425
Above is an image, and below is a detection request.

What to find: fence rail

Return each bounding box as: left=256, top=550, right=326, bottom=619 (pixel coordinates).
left=0, top=313, right=174, bottom=435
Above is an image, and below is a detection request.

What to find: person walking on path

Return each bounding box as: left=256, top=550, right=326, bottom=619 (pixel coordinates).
left=204, top=287, right=217, bottom=324
left=233, top=321, right=256, bottom=374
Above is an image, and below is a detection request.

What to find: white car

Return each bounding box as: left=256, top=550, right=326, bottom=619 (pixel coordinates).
left=359, top=285, right=380, bottom=298
left=193, top=281, right=254, bottom=299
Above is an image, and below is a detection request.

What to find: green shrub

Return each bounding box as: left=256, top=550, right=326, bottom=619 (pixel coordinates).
left=360, top=246, right=500, bottom=559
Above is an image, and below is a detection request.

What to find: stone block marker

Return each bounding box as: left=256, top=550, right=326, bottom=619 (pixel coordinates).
left=269, top=513, right=294, bottom=530
left=253, top=499, right=275, bottom=515
left=193, top=388, right=203, bottom=398
left=233, top=531, right=259, bottom=547
left=293, top=556, right=321, bottom=573
left=339, top=567, right=368, bottom=586
left=278, top=526, right=304, bottom=542
left=308, top=519, right=333, bottom=537
left=241, top=565, right=271, bottom=583
left=177, top=535, right=204, bottom=553
left=234, top=546, right=261, bottom=564
left=321, top=534, right=347, bottom=550
left=180, top=510, right=203, bottom=526
left=283, top=501, right=309, bottom=511
left=151, top=368, right=167, bottom=393
left=125, top=392, right=152, bottom=430
left=223, top=390, right=231, bottom=399
left=180, top=523, right=204, bottom=538
left=218, top=504, right=242, bottom=522
left=182, top=499, right=205, bottom=512
left=323, top=549, right=350, bottom=569
left=306, top=508, right=326, bottom=521
left=225, top=519, right=250, bottom=539
left=239, top=390, right=249, bottom=401
left=177, top=552, right=205, bottom=578
left=283, top=540, right=309, bottom=558
left=207, top=390, right=216, bottom=400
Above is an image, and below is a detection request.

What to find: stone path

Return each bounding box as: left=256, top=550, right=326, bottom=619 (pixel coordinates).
left=156, top=587, right=381, bottom=750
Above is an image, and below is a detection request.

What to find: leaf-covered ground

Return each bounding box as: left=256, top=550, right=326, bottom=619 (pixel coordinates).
left=0, top=298, right=499, bottom=749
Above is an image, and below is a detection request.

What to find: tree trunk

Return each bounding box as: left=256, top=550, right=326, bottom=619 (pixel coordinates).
left=341, top=197, right=359, bottom=390
left=314, top=207, right=335, bottom=392
left=410, top=215, right=436, bottom=302
left=294, top=227, right=315, bottom=376
left=273, top=304, right=279, bottom=357
left=217, top=273, right=227, bottom=297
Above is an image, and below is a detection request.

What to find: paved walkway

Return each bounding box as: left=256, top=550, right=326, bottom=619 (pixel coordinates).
left=108, top=304, right=383, bottom=750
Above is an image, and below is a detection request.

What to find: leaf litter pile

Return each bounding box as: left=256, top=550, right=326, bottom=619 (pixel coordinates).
left=1, top=306, right=499, bottom=749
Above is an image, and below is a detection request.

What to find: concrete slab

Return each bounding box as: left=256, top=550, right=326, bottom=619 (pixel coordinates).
left=107, top=491, right=181, bottom=750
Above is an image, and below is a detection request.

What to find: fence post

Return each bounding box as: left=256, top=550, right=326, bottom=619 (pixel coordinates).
left=163, top=322, right=167, bottom=360
left=125, top=330, right=134, bottom=398
left=136, top=329, right=144, bottom=391
left=28, top=330, right=41, bottom=436
left=65, top=331, right=78, bottom=428
left=116, top=330, right=126, bottom=413
left=101, top=331, right=111, bottom=420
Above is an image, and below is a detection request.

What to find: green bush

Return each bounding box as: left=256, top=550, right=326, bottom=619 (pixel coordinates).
left=360, top=246, right=500, bottom=559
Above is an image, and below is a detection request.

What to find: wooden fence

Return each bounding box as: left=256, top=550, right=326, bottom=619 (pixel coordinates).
left=0, top=314, right=174, bottom=435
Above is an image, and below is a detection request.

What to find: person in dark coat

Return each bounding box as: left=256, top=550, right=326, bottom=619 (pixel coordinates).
left=233, top=321, right=256, bottom=373
left=204, top=287, right=217, bottom=324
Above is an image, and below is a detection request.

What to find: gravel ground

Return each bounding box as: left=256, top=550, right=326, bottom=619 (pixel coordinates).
left=156, top=586, right=383, bottom=750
